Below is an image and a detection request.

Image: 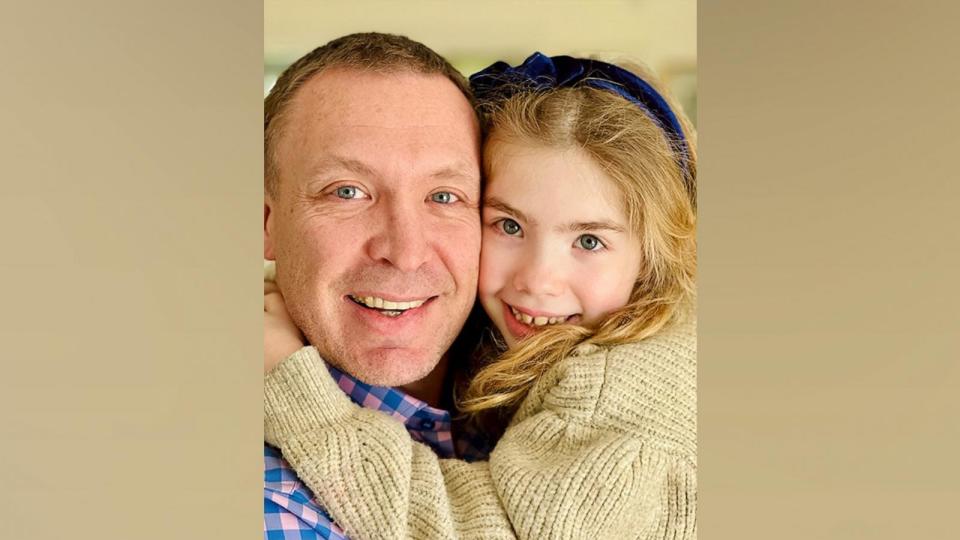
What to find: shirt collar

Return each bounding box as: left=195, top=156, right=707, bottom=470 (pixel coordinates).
left=327, top=364, right=456, bottom=455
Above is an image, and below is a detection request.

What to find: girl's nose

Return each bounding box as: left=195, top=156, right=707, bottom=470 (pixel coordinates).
left=512, top=249, right=564, bottom=297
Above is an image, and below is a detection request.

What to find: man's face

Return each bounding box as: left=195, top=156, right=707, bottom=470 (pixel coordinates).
left=265, top=68, right=481, bottom=387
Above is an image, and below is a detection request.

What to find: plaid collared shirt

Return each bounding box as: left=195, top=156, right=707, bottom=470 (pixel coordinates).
left=264, top=365, right=492, bottom=539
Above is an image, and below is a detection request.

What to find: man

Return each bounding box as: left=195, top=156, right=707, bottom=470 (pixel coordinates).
left=262, top=33, right=484, bottom=539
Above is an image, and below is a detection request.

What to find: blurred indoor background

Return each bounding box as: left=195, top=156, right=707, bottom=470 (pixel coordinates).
left=265, top=0, right=696, bottom=124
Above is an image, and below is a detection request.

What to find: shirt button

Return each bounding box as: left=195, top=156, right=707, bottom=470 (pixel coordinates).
left=419, top=419, right=435, bottom=430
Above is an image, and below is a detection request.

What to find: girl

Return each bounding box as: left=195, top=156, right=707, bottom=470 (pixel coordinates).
left=265, top=52, right=697, bottom=539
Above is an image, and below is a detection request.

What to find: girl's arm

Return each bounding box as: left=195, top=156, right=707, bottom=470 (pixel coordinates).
left=264, top=321, right=697, bottom=540
left=265, top=348, right=515, bottom=539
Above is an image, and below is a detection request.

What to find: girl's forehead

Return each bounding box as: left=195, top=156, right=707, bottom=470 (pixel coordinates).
left=484, top=141, right=628, bottom=226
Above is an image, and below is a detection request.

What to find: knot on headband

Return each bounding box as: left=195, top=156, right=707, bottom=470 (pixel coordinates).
left=470, top=52, right=691, bottom=178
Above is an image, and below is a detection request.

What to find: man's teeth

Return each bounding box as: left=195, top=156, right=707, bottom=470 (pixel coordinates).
left=509, top=306, right=566, bottom=327
left=351, top=295, right=426, bottom=311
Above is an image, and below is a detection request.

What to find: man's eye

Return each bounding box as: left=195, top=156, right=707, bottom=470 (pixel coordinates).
left=499, top=218, right=522, bottom=236
left=430, top=191, right=459, bottom=204
left=576, top=234, right=604, bottom=251
left=334, top=186, right=367, bottom=199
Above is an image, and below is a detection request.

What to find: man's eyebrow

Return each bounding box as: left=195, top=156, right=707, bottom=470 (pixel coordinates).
left=562, top=220, right=629, bottom=234
left=484, top=197, right=533, bottom=224
left=309, top=158, right=479, bottom=185
left=308, top=156, right=378, bottom=178
left=429, top=165, right=480, bottom=183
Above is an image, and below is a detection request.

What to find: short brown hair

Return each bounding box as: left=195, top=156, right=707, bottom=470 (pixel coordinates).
left=264, top=32, right=474, bottom=196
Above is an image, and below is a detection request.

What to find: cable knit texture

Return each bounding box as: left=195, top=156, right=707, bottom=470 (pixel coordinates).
left=264, top=319, right=696, bottom=539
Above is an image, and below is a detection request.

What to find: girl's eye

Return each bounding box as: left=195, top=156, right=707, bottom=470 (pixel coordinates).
left=499, top=218, right=522, bottom=236
left=334, top=185, right=367, bottom=200
left=430, top=191, right=459, bottom=204
left=576, top=234, right=604, bottom=251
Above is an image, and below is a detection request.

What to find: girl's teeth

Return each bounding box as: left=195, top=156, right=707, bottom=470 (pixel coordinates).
left=510, top=305, right=568, bottom=327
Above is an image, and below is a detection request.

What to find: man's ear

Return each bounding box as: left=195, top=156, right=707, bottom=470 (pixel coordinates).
left=264, top=195, right=276, bottom=261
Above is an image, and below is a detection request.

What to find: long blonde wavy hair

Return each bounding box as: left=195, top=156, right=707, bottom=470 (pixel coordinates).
left=456, top=63, right=697, bottom=429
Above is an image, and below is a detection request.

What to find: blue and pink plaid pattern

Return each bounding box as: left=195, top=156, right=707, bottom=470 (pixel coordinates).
left=264, top=364, right=492, bottom=539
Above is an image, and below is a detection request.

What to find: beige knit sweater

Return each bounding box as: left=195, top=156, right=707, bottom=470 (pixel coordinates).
left=264, top=319, right=697, bottom=540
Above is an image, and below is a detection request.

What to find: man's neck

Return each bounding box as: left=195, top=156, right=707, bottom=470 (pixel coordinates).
left=398, top=354, right=449, bottom=407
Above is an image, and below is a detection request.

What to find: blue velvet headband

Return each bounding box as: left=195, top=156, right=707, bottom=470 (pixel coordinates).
left=470, top=52, right=691, bottom=177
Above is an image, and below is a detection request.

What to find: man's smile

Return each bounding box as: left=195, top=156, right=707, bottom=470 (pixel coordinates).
left=347, top=294, right=437, bottom=319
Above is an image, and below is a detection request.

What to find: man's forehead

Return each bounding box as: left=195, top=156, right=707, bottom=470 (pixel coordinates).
left=292, top=67, right=476, bottom=129
left=274, top=69, right=479, bottom=180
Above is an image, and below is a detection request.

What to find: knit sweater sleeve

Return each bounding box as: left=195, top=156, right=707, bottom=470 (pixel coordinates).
left=264, top=321, right=697, bottom=540
left=264, top=349, right=516, bottom=539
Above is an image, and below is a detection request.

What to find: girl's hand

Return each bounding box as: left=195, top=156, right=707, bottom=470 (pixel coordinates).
left=264, top=281, right=307, bottom=374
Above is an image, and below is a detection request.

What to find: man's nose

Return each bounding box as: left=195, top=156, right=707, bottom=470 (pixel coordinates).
left=366, top=200, right=430, bottom=272
left=512, top=247, right=564, bottom=297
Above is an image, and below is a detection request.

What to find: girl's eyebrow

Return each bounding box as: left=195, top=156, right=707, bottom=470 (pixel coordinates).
left=563, top=221, right=628, bottom=234
left=485, top=196, right=627, bottom=233
left=484, top=197, right=534, bottom=225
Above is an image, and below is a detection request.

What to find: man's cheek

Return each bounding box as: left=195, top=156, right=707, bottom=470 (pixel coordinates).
left=440, top=217, right=481, bottom=252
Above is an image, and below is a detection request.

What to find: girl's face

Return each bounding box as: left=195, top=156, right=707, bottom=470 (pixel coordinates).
left=479, top=139, right=643, bottom=349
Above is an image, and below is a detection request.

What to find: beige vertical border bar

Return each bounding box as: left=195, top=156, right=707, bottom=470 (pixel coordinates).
left=0, top=2, right=264, bottom=538
left=699, top=1, right=960, bottom=538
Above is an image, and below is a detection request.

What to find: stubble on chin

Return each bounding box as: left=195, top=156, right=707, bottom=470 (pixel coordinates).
left=342, top=346, right=442, bottom=388
left=319, top=301, right=461, bottom=388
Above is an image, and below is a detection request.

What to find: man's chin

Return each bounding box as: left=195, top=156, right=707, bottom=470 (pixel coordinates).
left=336, top=347, right=440, bottom=388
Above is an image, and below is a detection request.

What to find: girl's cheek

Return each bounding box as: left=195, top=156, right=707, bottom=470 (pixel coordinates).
left=481, top=241, right=523, bottom=294
left=575, top=265, right=635, bottom=323
left=478, top=240, right=506, bottom=293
